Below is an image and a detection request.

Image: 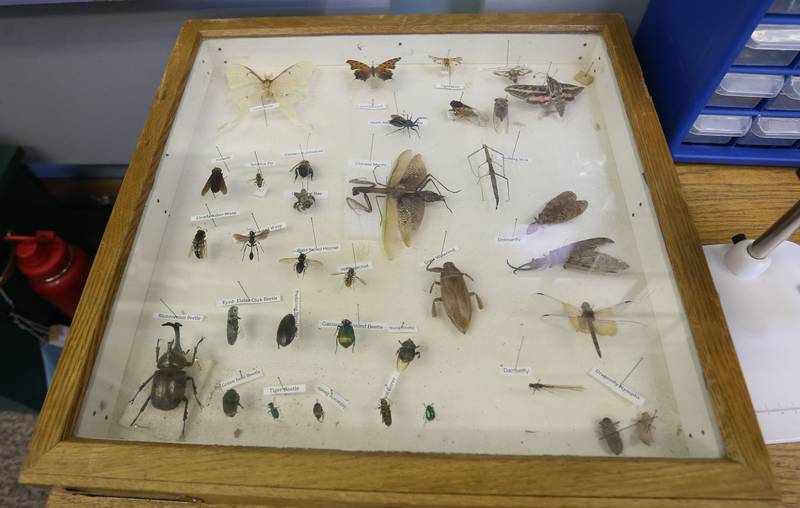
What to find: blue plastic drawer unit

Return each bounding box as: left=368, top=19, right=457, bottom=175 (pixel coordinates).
left=635, top=0, right=800, bottom=166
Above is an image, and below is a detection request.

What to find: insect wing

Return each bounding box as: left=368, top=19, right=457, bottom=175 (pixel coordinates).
left=233, top=233, right=249, bottom=243
left=218, top=176, right=228, bottom=195
left=376, top=57, right=401, bottom=80
left=564, top=251, right=629, bottom=273
left=346, top=59, right=372, bottom=81
left=279, top=257, right=299, bottom=265
left=397, top=194, right=425, bottom=248
left=304, top=257, right=323, bottom=267
left=399, top=153, right=428, bottom=189
left=270, top=62, right=315, bottom=99
left=225, top=64, right=265, bottom=116
left=382, top=195, right=401, bottom=260
left=388, top=149, right=414, bottom=186
left=254, top=230, right=270, bottom=241
left=201, top=175, right=213, bottom=196
left=536, top=191, right=588, bottom=225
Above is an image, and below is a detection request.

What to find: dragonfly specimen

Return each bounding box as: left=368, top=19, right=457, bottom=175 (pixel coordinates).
left=505, top=77, right=584, bottom=117
left=467, top=144, right=509, bottom=210
left=536, top=292, right=643, bottom=358
left=225, top=62, right=315, bottom=122
left=527, top=191, right=587, bottom=234
left=506, top=237, right=629, bottom=274
left=346, top=150, right=459, bottom=259
left=493, top=65, right=532, bottom=83
left=528, top=380, right=585, bottom=395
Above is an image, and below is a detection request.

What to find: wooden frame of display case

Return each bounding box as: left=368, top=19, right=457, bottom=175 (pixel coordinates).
left=20, top=14, right=779, bottom=507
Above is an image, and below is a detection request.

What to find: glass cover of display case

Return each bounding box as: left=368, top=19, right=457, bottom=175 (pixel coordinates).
left=74, top=31, right=723, bottom=459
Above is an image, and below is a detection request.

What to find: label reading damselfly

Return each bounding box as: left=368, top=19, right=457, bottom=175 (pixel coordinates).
left=499, top=366, right=533, bottom=376
left=496, top=236, right=527, bottom=245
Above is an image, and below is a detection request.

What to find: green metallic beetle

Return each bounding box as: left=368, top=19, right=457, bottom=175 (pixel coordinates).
left=266, top=401, right=280, bottom=420
left=222, top=388, right=243, bottom=417
left=423, top=403, right=436, bottom=423
left=335, top=319, right=356, bottom=352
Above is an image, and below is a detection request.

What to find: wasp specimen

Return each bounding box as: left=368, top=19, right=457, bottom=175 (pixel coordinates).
left=449, top=99, right=485, bottom=125
left=423, top=403, right=437, bottom=422
left=332, top=244, right=366, bottom=289
left=527, top=191, right=588, bottom=234
left=128, top=322, right=203, bottom=437
left=505, top=77, right=584, bottom=117
left=335, top=319, right=356, bottom=352
left=226, top=305, right=240, bottom=345
left=598, top=417, right=623, bottom=455
left=493, top=66, right=532, bottom=83
left=493, top=97, right=509, bottom=133
left=266, top=401, right=280, bottom=420
left=467, top=144, right=509, bottom=210
left=346, top=57, right=401, bottom=81
left=251, top=168, right=265, bottom=189
left=346, top=150, right=459, bottom=259
left=222, top=388, right=243, bottom=417
left=290, top=159, right=313, bottom=182
left=395, top=339, right=420, bottom=371
left=507, top=237, right=629, bottom=274
left=536, top=292, right=643, bottom=358
left=429, top=55, right=463, bottom=73
left=378, top=398, right=392, bottom=427
left=313, top=400, right=325, bottom=422
left=233, top=229, right=269, bottom=261
left=387, top=114, right=422, bottom=138
left=191, top=229, right=207, bottom=259
left=293, top=188, right=315, bottom=212
left=427, top=260, right=484, bottom=334
left=201, top=167, right=227, bottom=196
left=276, top=313, right=298, bottom=348
left=528, top=380, right=585, bottom=395
left=225, top=62, right=315, bottom=123
left=634, top=410, right=657, bottom=446
left=280, top=251, right=322, bottom=276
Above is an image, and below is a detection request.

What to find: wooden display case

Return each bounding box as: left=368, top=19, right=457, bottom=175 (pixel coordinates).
left=20, top=14, right=778, bottom=507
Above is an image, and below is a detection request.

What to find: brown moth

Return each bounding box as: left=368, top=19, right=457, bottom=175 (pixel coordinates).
left=635, top=410, right=657, bottom=446
left=527, top=191, right=588, bottom=234
left=507, top=238, right=629, bottom=275
left=346, top=58, right=401, bottom=81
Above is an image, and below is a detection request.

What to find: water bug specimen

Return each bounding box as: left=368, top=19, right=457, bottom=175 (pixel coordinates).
left=467, top=144, right=509, bottom=209
left=598, top=417, right=624, bottom=455
left=427, top=260, right=484, bottom=334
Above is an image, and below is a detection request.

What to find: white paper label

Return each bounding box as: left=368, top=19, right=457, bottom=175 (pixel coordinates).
left=435, top=83, right=465, bottom=90
left=382, top=371, right=401, bottom=399
left=217, top=295, right=282, bottom=306
left=292, top=288, right=301, bottom=333
left=152, top=312, right=204, bottom=322
left=282, top=148, right=324, bottom=157
left=190, top=210, right=240, bottom=222
left=294, top=244, right=341, bottom=254
left=285, top=190, right=328, bottom=198
left=504, top=155, right=531, bottom=163
left=249, top=102, right=280, bottom=112
left=211, top=155, right=233, bottom=163
left=387, top=323, right=418, bottom=333
left=266, top=222, right=287, bottom=232
left=219, top=367, right=264, bottom=390
left=368, top=119, right=391, bottom=126
left=253, top=186, right=268, bottom=198
left=248, top=161, right=275, bottom=167
left=349, top=159, right=389, bottom=168
left=316, top=384, right=349, bottom=411
left=319, top=319, right=386, bottom=331
left=358, top=102, right=387, bottom=110
left=499, top=366, right=533, bottom=376
left=420, top=245, right=460, bottom=266
left=264, top=383, right=306, bottom=396
left=496, top=236, right=527, bottom=245
left=588, top=367, right=646, bottom=407
left=335, top=261, right=373, bottom=272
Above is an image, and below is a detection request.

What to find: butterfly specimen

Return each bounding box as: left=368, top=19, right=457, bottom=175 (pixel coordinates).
left=493, top=66, right=532, bottom=83
left=449, top=100, right=486, bottom=125
left=346, top=57, right=401, bottom=81
left=536, top=292, right=643, bottom=358
left=506, top=237, right=629, bottom=274
left=201, top=167, right=227, bottom=196
left=527, top=191, right=588, bottom=234
left=493, top=97, right=509, bottom=133
left=225, top=63, right=315, bottom=122
left=467, top=144, right=509, bottom=209
left=429, top=55, right=463, bottom=73
left=505, top=77, right=584, bottom=117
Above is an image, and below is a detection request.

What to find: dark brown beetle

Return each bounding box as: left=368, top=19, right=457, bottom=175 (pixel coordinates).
left=313, top=400, right=325, bottom=422
left=427, top=260, right=484, bottom=334
left=395, top=339, right=420, bottom=371
left=129, top=322, right=204, bottom=437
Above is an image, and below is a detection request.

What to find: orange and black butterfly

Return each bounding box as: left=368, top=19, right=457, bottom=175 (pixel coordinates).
left=346, top=57, right=401, bottom=81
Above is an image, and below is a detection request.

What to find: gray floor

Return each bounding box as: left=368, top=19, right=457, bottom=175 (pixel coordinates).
left=0, top=410, right=49, bottom=508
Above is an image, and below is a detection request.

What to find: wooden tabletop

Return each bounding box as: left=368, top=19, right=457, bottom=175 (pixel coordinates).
left=44, top=163, right=800, bottom=507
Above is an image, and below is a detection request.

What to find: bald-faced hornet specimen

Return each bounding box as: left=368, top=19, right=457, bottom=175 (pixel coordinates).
left=279, top=251, right=322, bottom=276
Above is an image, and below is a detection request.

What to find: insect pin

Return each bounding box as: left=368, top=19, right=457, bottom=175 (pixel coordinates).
left=276, top=313, right=298, bottom=349
left=222, top=388, right=243, bottom=417
left=378, top=398, right=392, bottom=427
left=313, top=400, right=325, bottom=423
left=293, top=188, right=315, bottom=212
left=190, top=229, right=207, bottom=259
left=387, top=113, right=422, bottom=138
left=335, top=319, right=356, bottom=353
left=598, top=417, right=623, bottom=455
left=266, top=401, right=280, bottom=420
left=233, top=229, right=269, bottom=261
left=427, top=260, right=484, bottom=334
left=346, top=57, right=401, bottom=81
left=395, top=339, right=420, bottom=371
left=201, top=167, right=227, bottom=196
left=280, top=251, right=322, bottom=277
left=226, top=305, right=240, bottom=345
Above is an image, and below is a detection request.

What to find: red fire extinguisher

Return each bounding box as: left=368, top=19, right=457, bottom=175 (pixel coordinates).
left=5, top=230, right=91, bottom=318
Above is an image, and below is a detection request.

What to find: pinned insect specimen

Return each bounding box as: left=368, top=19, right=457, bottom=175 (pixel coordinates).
left=423, top=403, right=437, bottom=422
left=266, top=401, right=280, bottom=420
left=293, top=188, right=315, bottom=212
left=251, top=168, right=265, bottom=189
left=201, top=167, right=227, bottom=196
left=493, top=66, right=532, bottom=83
left=276, top=313, right=298, bottom=348
left=526, top=191, right=588, bottom=234
left=506, top=237, right=629, bottom=274
left=396, top=339, right=420, bottom=371
left=346, top=57, right=401, bottom=81
left=290, top=159, right=313, bottom=182
left=191, top=229, right=207, bottom=259
left=467, top=144, right=509, bottom=209
left=129, top=323, right=203, bottom=437
left=388, top=114, right=422, bottom=138
left=505, top=78, right=584, bottom=117
left=430, top=55, right=462, bottom=73
left=233, top=230, right=269, bottom=261
left=449, top=100, right=485, bottom=125
left=634, top=410, right=657, bottom=446
left=332, top=244, right=366, bottom=289
left=225, top=62, right=315, bottom=122
left=427, top=260, right=484, bottom=334
left=346, top=150, right=459, bottom=259
left=528, top=380, right=585, bottom=395
left=493, top=97, right=509, bottom=133
left=222, top=388, right=243, bottom=417
left=280, top=251, right=322, bottom=276
left=598, top=417, right=623, bottom=455
left=313, top=400, right=325, bottom=422
left=226, top=306, right=240, bottom=345
left=335, top=319, right=356, bottom=352
left=537, top=292, right=642, bottom=358
left=378, top=398, right=392, bottom=427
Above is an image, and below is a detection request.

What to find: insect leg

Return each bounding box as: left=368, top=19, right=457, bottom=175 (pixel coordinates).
left=187, top=376, right=202, bottom=406
left=130, top=395, right=152, bottom=428
left=469, top=292, right=485, bottom=310
left=425, top=259, right=443, bottom=273
left=129, top=374, right=155, bottom=404
left=187, top=337, right=205, bottom=367
left=346, top=195, right=373, bottom=214
left=431, top=297, right=443, bottom=317
left=180, top=396, right=189, bottom=438
left=354, top=275, right=366, bottom=285
left=428, top=280, right=440, bottom=293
